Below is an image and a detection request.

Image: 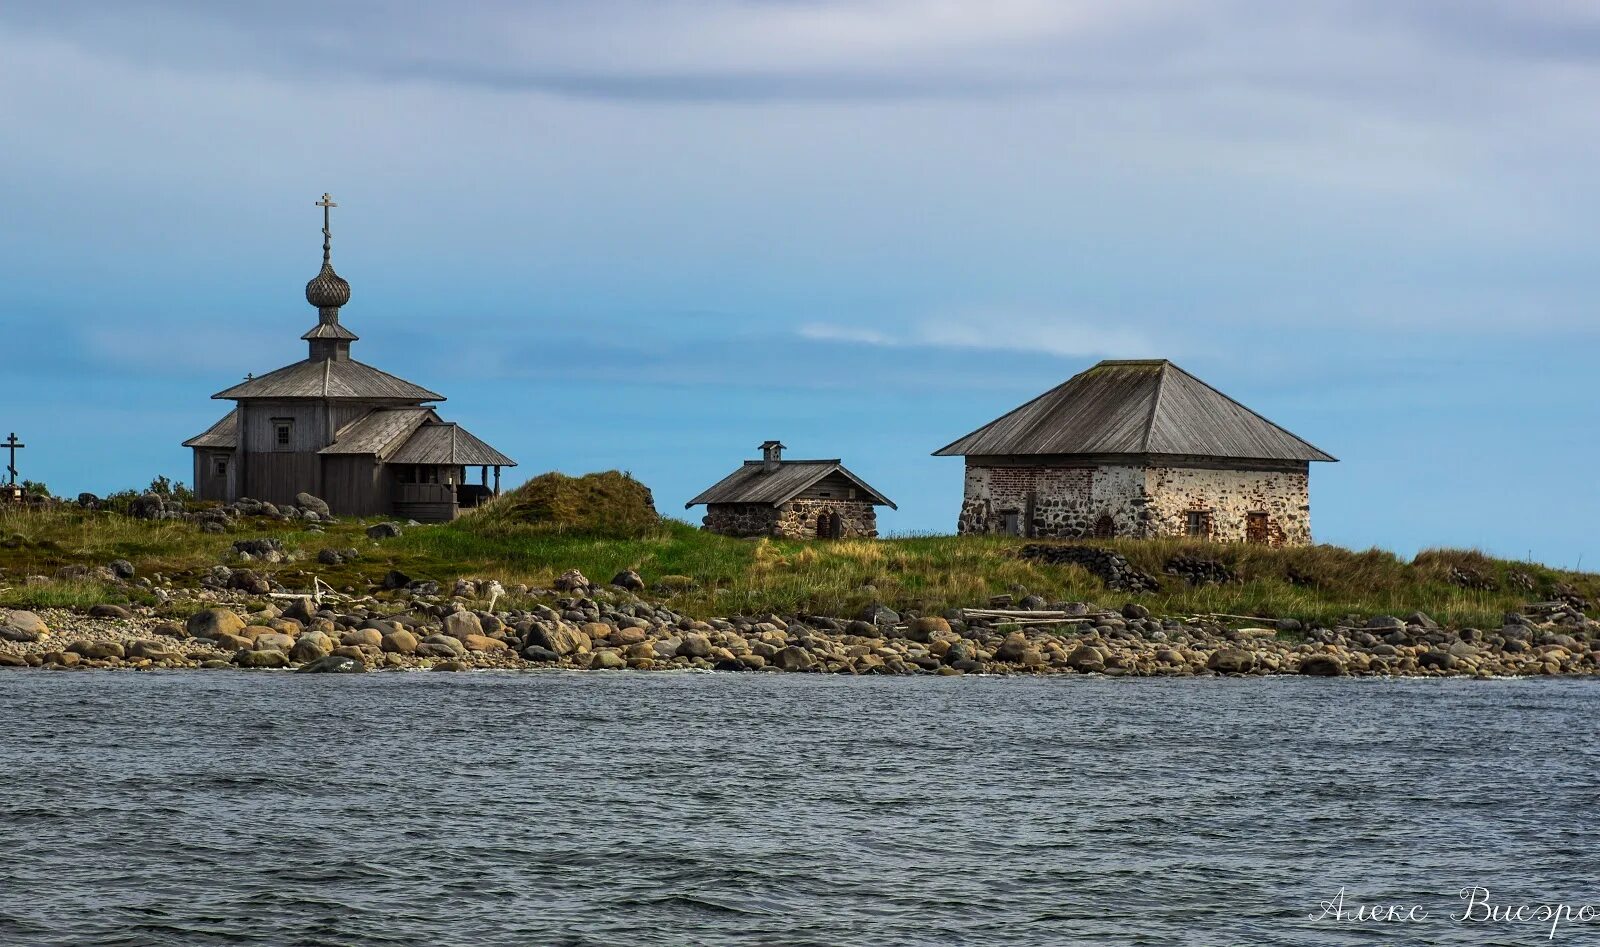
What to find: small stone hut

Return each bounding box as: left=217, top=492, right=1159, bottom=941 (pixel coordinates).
left=933, top=359, right=1335, bottom=545
left=687, top=441, right=896, bottom=539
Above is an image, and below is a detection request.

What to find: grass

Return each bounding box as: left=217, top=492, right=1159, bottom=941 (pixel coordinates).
left=0, top=500, right=1594, bottom=629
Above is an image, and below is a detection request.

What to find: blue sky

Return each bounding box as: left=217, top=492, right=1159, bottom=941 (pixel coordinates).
left=2, top=1, right=1598, bottom=566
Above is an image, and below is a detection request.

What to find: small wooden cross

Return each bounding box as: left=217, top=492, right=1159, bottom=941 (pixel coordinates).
left=316, top=193, right=337, bottom=261
left=3, top=432, right=23, bottom=485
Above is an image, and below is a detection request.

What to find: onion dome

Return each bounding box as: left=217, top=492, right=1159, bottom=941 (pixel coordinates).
left=306, top=262, right=351, bottom=309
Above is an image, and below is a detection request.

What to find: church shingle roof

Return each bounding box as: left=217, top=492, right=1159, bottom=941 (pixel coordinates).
left=388, top=422, right=517, bottom=466
left=182, top=409, right=238, bottom=449
left=211, top=358, right=444, bottom=402
left=934, top=359, right=1335, bottom=462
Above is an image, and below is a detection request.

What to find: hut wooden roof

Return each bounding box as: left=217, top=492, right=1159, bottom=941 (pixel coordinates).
left=934, top=359, right=1335, bottom=462
left=319, top=407, right=438, bottom=458
left=212, top=357, right=443, bottom=402
left=686, top=460, right=896, bottom=509
left=182, top=409, right=238, bottom=449
left=388, top=422, right=518, bottom=467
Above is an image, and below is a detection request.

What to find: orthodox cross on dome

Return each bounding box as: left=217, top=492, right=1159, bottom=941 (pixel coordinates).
left=316, top=192, right=337, bottom=265
left=3, top=432, right=23, bottom=486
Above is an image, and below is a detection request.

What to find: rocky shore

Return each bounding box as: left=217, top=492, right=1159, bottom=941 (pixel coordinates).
left=2, top=569, right=1597, bottom=678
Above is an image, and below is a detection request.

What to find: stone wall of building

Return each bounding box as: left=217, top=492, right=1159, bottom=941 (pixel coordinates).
left=702, top=503, right=783, bottom=538
left=774, top=499, right=878, bottom=539
left=957, top=463, right=1149, bottom=538
left=956, top=460, right=1312, bottom=546
left=703, top=500, right=878, bottom=539
left=1144, top=465, right=1310, bottom=546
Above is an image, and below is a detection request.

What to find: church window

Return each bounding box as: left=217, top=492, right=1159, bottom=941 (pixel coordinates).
left=272, top=419, right=293, bottom=449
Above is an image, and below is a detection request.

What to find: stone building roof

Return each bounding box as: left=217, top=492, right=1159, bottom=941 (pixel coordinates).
left=686, top=460, right=896, bottom=509
left=934, top=359, right=1335, bottom=462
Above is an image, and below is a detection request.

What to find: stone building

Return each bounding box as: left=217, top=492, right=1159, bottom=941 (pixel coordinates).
left=687, top=441, right=896, bottom=539
left=183, top=195, right=516, bottom=522
left=933, top=360, right=1335, bottom=545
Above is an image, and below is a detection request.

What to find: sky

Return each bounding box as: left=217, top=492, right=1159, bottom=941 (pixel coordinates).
left=1, top=1, right=1598, bottom=566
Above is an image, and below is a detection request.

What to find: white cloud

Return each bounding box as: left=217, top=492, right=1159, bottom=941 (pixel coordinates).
left=800, top=312, right=1160, bottom=358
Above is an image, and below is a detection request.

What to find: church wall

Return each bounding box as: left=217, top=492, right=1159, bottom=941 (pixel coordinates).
left=243, top=453, right=321, bottom=508
left=241, top=402, right=330, bottom=453
left=321, top=455, right=389, bottom=517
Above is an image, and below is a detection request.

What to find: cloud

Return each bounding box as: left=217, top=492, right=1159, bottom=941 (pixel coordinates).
left=799, top=312, right=1159, bottom=358
left=8, top=0, right=1600, bottom=107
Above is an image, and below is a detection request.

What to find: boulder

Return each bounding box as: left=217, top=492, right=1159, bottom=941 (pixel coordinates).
left=108, top=559, right=136, bottom=580
left=907, top=616, right=951, bottom=642
left=187, top=608, right=246, bottom=640
left=88, top=604, right=132, bottom=620
left=126, top=640, right=180, bottom=662
left=2, top=610, right=49, bottom=641
left=859, top=603, right=900, bottom=625
left=235, top=649, right=291, bottom=669
left=290, top=633, right=332, bottom=663
left=771, top=646, right=815, bottom=671
left=381, top=629, right=419, bottom=655
left=1299, top=654, right=1345, bottom=677
left=295, top=493, right=331, bottom=517
left=419, top=634, right=467, bottom=657
left=590, top=649, right=626, bottom=670
left=252, top=632, right=296, bottom=652
left=527, top=623, right=592, bottom=656
left=68, top=640, right=125, bottom=660
left=281, top=597, right=317, bottom=624
left=0, top=624, right=45, bottom=643
left=152, top=622, right=188, bottom=639
left=522, top=645, right=561, bottom=662
left=677, top=632, right=713, bottom=659
left=367, top=523, right=404, bottom=540
left=341, top=628, right=384, bottom=649
left=461, top=634, right=508, bottom=653
left=611, top=569, right=646, bottom=591
left=1064, top=645, right=1106, bottom=672
left=553, top=569, right=591, bottom=592
left=1207, top=649, right=1257, bottom=673
left=443, top=610, right=483, bottom=640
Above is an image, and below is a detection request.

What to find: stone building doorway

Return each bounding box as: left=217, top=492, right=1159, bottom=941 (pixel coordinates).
left=1092, top=514, right=1116, bottom=539
left=1246, top=512, right=1270, bottom=544
left=815, top=510, right=843, bottom=539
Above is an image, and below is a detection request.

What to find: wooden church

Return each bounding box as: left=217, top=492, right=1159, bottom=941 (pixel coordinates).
left=184, top=195, right=515, bottom=521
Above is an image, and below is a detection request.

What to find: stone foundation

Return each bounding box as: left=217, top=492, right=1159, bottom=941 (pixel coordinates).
left=704, top=500, right=878, bottom=539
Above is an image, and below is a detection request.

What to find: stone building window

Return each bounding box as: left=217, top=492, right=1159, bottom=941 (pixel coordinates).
left=1246, top=512, right=1270, bottom=544
left=1186, top=510, right=1212, bottom=538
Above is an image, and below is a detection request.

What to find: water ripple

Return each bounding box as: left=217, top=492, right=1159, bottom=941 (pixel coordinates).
left=0, top=672, right=1596, bottom=945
